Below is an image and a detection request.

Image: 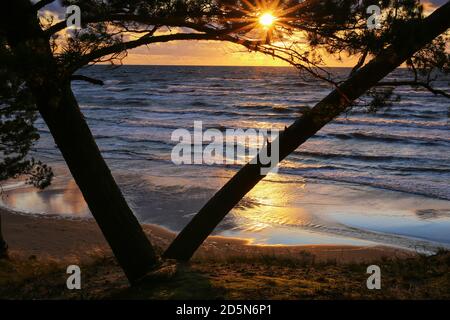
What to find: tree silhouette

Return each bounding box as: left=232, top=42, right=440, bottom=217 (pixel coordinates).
left=1, top=36, right=54, bottom=258
left=0, top=0, right=290, bottom=281
left=0, top=0, right=448, bottom=278
left=164, top=0, right=450, bottom=260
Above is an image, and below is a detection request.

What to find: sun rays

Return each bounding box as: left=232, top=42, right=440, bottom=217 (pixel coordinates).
left=219, top=0, right=304, bottom=43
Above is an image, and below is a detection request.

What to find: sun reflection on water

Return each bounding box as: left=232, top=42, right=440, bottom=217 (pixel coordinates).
left=233, top=177, right=312, bottom=232
left=1, top=179, right=89, bottom=217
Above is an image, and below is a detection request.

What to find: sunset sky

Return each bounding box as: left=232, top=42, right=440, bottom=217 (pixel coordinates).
left=44, top=0, right=445, bottom=67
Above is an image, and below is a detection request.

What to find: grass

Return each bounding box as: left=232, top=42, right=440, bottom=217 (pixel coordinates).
left=0, top=250, right=449, bottom=299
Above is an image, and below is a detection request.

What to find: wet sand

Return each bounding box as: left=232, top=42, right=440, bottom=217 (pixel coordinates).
left=0, top=207, right=415, bottom=264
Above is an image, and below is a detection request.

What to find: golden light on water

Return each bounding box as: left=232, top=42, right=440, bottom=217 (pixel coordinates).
left=233, top=179, right=311, bottom=233
left=259, top=12, right=276, bottom=27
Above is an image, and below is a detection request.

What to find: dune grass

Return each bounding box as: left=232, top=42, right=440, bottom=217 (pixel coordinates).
left=0, top=250, right=449, bottom=299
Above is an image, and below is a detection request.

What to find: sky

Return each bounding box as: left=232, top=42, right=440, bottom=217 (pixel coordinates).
left=42, top=0, right=445, bottom=67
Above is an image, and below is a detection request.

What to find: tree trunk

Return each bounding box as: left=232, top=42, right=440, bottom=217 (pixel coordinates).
left=0, top=214, right=7, bottom=259
left=1, top=0, right=157, bottom=283
left=164, top=2, right=450, bottom=261
left=39, top=85, right=158, bottom=283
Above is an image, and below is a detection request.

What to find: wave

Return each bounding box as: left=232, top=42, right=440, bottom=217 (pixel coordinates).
left=103, top=80, right=126, bottom=85
left=333, top=117, right=449, bottom=131
left=377, top=165, right=450, bottom=173
left=234, top=103, right=309, bottom=115
left=105, top=86, right=132, bottom=92
left=289, top=171, right=450, bottom=200
left=293, top=150, right=419, bottom=162
left=191, top=101, right=214, bottom=107
left=155, top=88, right=197, bottom=94
left=93, top=135, right=174, bottom=148
left=292, top=150, right=449, bottom=168
left=327, top=131, right=448, bottom=146
left=348, top=107, right=447, bottom=120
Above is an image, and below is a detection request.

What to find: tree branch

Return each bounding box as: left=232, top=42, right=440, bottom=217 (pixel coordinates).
left=350, top=49, right=369, bottom=76
left=33, top=0, right=56, bottom=11
left=66, top=32, right=242, bottom=74
left=45, top=15, right=214, bottom=37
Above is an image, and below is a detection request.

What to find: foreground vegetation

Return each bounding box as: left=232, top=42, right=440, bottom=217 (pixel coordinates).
left=1, top=250, right=449, bottom=300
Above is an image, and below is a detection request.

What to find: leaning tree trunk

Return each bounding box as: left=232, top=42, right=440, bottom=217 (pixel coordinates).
left=38, top=85, right=158, bottom=283
left=0, top=214, right=7, bottom=259
left=1, top=0, right=157, bottom=283
left=164, top=2, right=450, bottom=261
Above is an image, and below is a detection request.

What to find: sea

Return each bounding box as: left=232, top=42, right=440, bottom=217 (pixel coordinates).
left=1, top=65, right=449, bottom=253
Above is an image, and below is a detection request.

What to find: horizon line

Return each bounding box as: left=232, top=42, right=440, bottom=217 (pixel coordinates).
left=95, top=64, right=410, bottom=68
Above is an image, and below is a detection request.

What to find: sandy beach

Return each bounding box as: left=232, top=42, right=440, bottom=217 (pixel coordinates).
left=0, top=207, right=414, bottom=264
left=6, top=206, right=449, bottom=300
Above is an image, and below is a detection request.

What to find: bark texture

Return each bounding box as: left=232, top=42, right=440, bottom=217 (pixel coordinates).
left=0, top=215, right=7, bottom=259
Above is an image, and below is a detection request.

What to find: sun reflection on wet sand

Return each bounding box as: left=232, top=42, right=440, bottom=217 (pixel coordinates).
left=233, top=178, right=312, bottom=231
left=1, top=179, right=89, bottom=217
left=226, top=173, right=450, bottom=249
left=1, top=163, right=450, bottom=251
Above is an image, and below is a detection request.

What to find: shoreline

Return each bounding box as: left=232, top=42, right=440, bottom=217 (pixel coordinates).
left=0, top=207, right=415, bottom=264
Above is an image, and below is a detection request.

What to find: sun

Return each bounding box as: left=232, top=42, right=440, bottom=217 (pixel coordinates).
left=218, top=0, right=303, bottom=43
left=259, top=12, right=276, bottom=27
